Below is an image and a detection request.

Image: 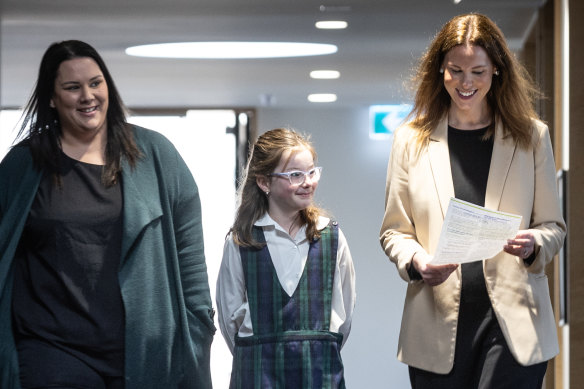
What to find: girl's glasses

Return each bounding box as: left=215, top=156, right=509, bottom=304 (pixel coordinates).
left=268, top=167, right=322, bottom=186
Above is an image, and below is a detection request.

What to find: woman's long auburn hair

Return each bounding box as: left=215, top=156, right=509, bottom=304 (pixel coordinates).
left=407, top=13, right=540, bottom=149
left=231, top=128, right=325, bottom=248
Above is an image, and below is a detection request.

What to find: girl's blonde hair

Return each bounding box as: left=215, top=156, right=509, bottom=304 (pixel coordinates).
left=408, top=13, right=540, bottom=149
left=231, top=128, right=324, bottom=248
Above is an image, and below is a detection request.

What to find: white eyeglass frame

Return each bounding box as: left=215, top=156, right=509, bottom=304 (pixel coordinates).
left=268, top=166, right=322, bottom=185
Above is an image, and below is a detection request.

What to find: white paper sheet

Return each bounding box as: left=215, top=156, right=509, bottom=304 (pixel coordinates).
left=429, top=198, right=522, bottom=265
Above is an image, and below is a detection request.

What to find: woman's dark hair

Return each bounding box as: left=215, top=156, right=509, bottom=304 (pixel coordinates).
left=17, top=39, right=141, bottom=185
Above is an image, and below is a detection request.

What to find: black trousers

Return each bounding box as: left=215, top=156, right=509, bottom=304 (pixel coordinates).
left=409, top=263, right=548, bottom=389
left=17, top=338, right=124, bottom=389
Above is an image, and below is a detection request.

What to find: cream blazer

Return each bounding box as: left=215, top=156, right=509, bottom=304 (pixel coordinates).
left=379, top=116, right=566, bottom=374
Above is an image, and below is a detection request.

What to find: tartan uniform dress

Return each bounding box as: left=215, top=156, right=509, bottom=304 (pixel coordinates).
left=230, top=222, right=346, bottom=389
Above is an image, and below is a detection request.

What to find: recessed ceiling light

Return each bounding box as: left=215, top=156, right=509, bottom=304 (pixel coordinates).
left=315, top=21, right=348, bottom=30
left=308, top=93, right=337, bottom=103
left=125, top=42, right=338, bottom=59
left=310, top=70, right=340, bottom=79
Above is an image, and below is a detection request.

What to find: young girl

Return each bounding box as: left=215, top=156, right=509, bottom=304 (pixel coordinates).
left=217, top=128, right=356, bottom=389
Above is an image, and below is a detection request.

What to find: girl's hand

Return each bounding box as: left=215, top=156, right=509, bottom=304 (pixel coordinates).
left=504, top=230, right=536, bottom=259
left=412, top=252, right=459, bottom=287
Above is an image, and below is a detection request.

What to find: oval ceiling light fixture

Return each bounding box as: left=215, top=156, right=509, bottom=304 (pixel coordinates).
left=126, top=42, right=338, bottom=59
left=315, top=20, right=348, bottom=30
left=307, top=93, right=337, bottom=103
left=310, top=70, right=340, bottom=79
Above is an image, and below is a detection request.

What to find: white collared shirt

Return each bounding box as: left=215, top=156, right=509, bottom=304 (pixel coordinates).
left=216, top=213, right=356, bottom=354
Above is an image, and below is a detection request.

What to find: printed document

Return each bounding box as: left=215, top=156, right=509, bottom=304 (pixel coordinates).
left=429, top=198, right=522, bottom=265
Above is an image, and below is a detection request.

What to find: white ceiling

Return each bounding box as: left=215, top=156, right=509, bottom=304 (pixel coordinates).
left=1, top=0, right=545, bottom=110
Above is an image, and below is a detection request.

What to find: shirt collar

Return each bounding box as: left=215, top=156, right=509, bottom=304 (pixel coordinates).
left=254, top=213, right=330, bottom=231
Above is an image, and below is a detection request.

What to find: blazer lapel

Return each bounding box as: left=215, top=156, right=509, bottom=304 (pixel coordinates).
left=485, top=120, right=516, bottom=211
left=428, top=117, right=455, bottom=218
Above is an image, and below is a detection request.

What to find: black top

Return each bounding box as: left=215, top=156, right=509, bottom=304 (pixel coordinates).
left=448, top=125, right=493, bottom=306
left=12, top=151, right=125, bottom=376
left=448, top=126, right=493, bottom=207
left=407, top=125, right=494, bottom=282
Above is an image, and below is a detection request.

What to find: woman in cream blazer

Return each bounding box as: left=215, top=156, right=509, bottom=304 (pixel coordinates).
left=380, top=14, right=565, bottom=388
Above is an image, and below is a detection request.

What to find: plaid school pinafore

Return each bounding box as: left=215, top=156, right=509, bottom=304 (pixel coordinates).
left=230, top=222, right=345, bottom=389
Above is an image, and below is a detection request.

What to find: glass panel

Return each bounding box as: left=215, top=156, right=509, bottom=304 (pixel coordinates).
left=0, top=109, right=23, bottom=159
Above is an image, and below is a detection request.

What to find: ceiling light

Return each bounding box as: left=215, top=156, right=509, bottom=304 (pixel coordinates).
left=126, top=42, right=337, bottom=59
left=308, top=93, right=337, bottom=103
left=315, top=21, right=348, bottom=30
left=310, top=70, right=340, bottom=79
left=453, top=0, right=462, bottom=3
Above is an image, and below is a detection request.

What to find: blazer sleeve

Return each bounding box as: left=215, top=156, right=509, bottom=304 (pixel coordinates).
left=525, top=122, right=566, bottom=274
left=379, top=126, right=425, bottom=282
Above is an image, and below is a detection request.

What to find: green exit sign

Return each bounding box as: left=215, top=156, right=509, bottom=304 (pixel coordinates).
left=369, top=104, right=412, bottom=140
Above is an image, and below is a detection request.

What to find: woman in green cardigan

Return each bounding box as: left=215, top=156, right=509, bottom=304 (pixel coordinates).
left=0, top=40, right=215, bottom=388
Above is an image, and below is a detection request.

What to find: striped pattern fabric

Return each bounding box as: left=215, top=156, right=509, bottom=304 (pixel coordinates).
left=231, top=222, right=345, bottom=389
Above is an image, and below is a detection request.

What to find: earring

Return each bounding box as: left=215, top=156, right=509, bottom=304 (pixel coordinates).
left=439, top=68, right=444, bottom=74
left=494, top=70, right=499, bottom=76
left=265, top=191, right=270, bottom=196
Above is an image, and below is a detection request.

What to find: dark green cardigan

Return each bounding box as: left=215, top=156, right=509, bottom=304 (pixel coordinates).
left=0, top=126, right=215, bottom=388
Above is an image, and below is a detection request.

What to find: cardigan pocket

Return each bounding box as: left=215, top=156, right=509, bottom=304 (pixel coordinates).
left=188, top=307, right=217, bottom=335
